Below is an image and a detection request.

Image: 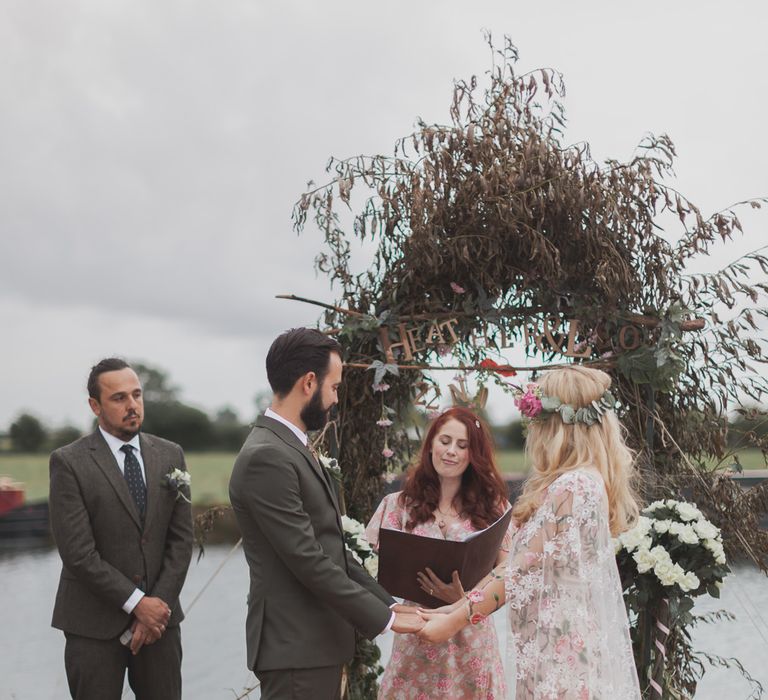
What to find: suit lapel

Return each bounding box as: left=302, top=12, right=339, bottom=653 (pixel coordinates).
left=88, top=431, right=142, bottom=530
left=140, top=434, right=165, bottom=533
left=256, top=415, right=342, bottom=515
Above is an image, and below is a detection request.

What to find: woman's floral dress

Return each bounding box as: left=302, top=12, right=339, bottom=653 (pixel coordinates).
left=365, top=492, right=514, bottom=700
left=505, top=470, right=641, bottom=699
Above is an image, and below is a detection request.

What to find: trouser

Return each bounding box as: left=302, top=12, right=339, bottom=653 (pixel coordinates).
left=256, top=664, right=344, bottom=700
left=63, top=625, right=182, bottom=700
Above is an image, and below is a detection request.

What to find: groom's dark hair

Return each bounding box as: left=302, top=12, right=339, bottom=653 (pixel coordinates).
left=266, top=328, right=342, bottom=397
left=87, top=357, right=131, bottom=400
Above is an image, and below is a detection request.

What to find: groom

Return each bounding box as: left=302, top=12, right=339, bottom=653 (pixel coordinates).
left=229, top=328, right=421, bottom=700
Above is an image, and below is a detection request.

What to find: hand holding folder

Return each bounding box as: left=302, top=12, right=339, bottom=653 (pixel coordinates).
left=377, top=507, right=513, bottom=608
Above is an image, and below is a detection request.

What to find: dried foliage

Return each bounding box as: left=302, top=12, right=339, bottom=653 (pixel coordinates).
left=293, top=35, right=768, bottom=698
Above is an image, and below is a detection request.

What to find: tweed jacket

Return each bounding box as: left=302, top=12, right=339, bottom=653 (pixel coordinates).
left=49, top=430, right=193, bottom=639
left=229, top=414, right=394, bottom=672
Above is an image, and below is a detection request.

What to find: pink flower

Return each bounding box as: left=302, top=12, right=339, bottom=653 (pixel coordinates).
left=469, top=657, right=483, bottom=671
left=425, top=647, right=438, bottom=661
left=566, top=653, right=577, bottom=668
left=382, top=447, right=394, bottom=458
left=601, top=351, right=613, bottom=359
left=392, top=677, right=404, bottom=688
left=376, top=418, right=393, bottom=427
left=469, top=613, right=486, bottom=625
left=437, top=678, right=453, bottom=692
left=450, top=282, right=466, bottom=294
left=554, top=635, right=569, bottom=655
left=448, top=643, right=459, bottom=654
left=467, top=590, right=485, bottom=603
left=487, top=694, right=496, bottom=700
left=515, top=391, right=543, bottom=419
left=570, top=632, right=585, bottom=652
left=372, top=382, right=390, bottom=392
left=474, top=674, right=488, bottom=689
left=426, top=409, right=441, bottom=420
left=386, top=512, right=400, bottom=527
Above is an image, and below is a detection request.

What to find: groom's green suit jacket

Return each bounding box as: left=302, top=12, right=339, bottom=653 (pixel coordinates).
left=229, top=414, right=394, bottom=672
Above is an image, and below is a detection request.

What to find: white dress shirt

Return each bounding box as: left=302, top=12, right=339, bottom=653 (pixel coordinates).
left=98, top=426, right=146, bottom=614
left=262, top=409, right=396, bottom=634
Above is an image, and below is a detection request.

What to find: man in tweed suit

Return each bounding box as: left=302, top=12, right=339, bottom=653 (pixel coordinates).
left=229, top=328, right=422, bottom=700
left=49, top=358, right=193, bottom=700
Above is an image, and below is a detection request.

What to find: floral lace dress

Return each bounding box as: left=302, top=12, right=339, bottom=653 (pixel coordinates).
left=505, top=470, right=641, bottom=700
left=365, top=492, right=514, bottom=700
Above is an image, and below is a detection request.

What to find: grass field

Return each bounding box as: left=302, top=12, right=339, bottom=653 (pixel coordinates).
left=1, top=450, right=765, bottom=505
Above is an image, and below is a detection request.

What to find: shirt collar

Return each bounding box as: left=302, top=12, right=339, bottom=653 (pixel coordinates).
left=264, top=407, right=308, bottom=446
left=99, top=425, right=142, bottom=455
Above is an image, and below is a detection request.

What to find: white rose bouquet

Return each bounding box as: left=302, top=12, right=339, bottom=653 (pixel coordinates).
left=341, top=514, right=379, bottom=578
left=615, top=498, right=729, bottom=624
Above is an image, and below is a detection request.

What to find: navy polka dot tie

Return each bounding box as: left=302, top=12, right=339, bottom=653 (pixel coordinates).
left=121, top=444, right=147, bottom=516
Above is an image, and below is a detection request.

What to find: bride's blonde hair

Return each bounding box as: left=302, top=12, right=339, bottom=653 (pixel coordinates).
left=511, top=366, right=639, bottom=535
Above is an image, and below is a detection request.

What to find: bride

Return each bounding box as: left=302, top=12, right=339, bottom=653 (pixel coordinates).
left=417, top=366, right=642, bottom=699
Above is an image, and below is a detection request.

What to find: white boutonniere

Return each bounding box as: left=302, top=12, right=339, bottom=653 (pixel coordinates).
left=164, top=467, right=191, bottom=502
left=318, top=454, right=342, bottom=483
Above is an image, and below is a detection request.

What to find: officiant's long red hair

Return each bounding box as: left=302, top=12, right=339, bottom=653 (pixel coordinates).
left=399, top=407, right=508, bottom=531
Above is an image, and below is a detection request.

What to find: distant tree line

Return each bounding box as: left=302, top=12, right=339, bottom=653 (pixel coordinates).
left=2, top=363, right=256, bottom=453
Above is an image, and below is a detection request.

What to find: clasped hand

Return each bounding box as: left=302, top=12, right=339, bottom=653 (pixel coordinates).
left=130, top=596, right=171, bottom=654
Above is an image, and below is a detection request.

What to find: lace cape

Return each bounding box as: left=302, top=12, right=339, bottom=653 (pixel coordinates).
left=505, top=469, right=641, bottom=699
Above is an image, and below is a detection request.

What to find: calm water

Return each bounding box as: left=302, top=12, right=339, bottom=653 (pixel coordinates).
left=1, top=545, right=767, bottom=699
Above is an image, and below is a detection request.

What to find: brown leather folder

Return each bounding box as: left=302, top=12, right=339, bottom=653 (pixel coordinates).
left=377, top=507, right=513, bottom=608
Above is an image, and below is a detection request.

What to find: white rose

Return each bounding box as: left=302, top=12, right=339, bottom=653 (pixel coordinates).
left=341, top=515, right=365, bottom=536
left=654, top=559, right=678, bottom=587
left=676, top=525, right=699, bottom=545
left=619, top=527, right=649, bottom=553
left=693, top=519, right=720, bottom=540
left=705, top=539, right=727, bottom=564
left=676, top=502, right=702, bottom=522
left=653, top=520, right=671, bottom=534
left=635, top=516, right=653, bottom=534
left=665, top=499, right=678, bottom=508
left=649, top=545, right=672, bottom=566
left=364, top=555, right=378, bottom=578
left=633, top=547, right=658, bottom=574
left=645, top=500, right=666, bottom=512
left=678, top=571, right=700, bottom=592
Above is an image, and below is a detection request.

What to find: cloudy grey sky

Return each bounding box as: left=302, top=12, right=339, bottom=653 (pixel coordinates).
left=1, top=0, right=765, bottom=430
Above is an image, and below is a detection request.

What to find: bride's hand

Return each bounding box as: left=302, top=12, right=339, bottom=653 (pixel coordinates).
left=417, top=605, right=467, bottom=644
left=417, top=598, right=465, bottom=616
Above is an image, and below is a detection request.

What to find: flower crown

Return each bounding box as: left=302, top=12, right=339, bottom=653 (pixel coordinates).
left=514, top=383, right=616, bottom=425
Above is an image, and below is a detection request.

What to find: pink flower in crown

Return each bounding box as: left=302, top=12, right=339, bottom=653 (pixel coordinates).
left=437, top=678, right=453, bottom=692
left=450, top=282, right=466, bottom=294
left=376, top=418, right=393, bottom=427
left=570, top=632, right=585, bottom=652
left=467, top=589, right=485, bottom=603
left=425, top=647, right=438, bottom=661
left=372, top=382, right=390, bottom=392
left=382, top=447, right=394, bottom=458
left=515, top=391, right=543, bottom=419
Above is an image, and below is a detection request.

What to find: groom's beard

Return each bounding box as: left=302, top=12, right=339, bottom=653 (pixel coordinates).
left=301, top=384, right=331, bottom=431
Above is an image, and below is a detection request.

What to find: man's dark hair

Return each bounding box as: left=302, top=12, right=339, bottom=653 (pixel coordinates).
left=87, top=358, right=131, bottom=401
left=266, top=328, right=342, bottom=397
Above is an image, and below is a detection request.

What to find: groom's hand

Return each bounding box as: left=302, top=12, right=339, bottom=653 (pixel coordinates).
left=392, top=611, right=425, bottom=634
left=134, top=596, right=170, bottom=634
left=129, top=620, right=161, bottom=655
